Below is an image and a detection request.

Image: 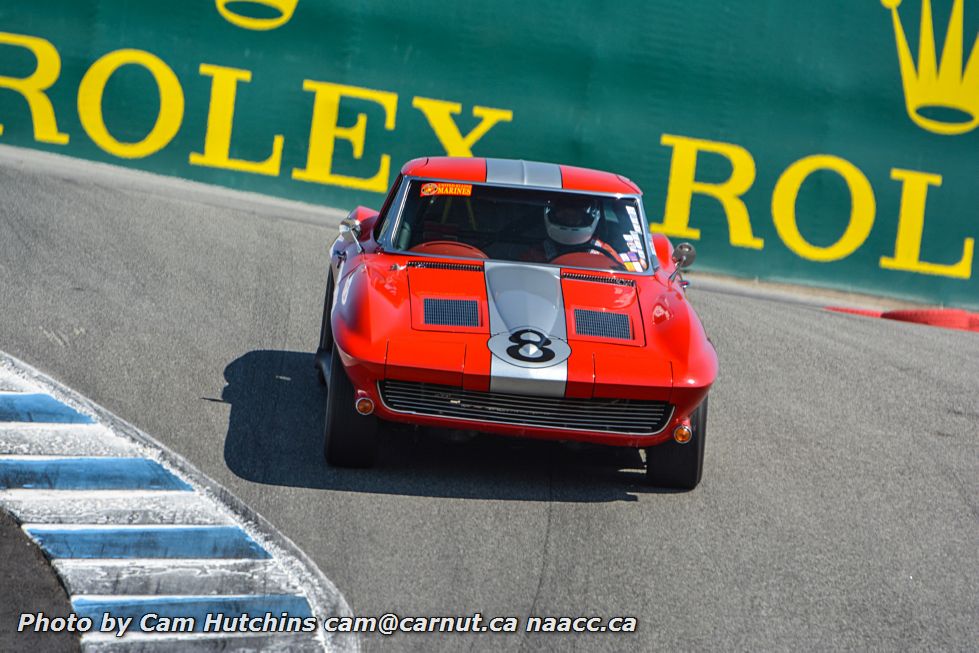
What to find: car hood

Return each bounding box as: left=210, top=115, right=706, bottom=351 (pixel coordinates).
left=401, top=259, right=660, bottom=398
left=484, top=262, right=567, bottom=336
left=408, top=260, right=644, bottom=342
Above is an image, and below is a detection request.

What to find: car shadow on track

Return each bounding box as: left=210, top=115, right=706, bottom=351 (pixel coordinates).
left=221, top=350, right=679, bottom=502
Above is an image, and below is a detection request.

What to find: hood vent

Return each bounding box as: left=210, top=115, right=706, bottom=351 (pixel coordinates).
left=424, top=298, right=480, bottom=327
left=574, top=309, right=632, bottom=340
left=562, top=272, right=635, bottom=287
left=409, top=261, right=482, bottom=272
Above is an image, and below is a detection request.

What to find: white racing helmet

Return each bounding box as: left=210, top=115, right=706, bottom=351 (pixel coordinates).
left=545, top=196, right=599, bottom=246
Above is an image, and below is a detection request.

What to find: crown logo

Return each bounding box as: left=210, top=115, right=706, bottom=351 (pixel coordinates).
left=215, top=0, right=298, bottom=31
left=881, top=0, right=979, bottom=135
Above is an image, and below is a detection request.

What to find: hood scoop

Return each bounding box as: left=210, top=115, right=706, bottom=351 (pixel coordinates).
left=423, top=298, right=480, bottom=327
left=484, top=262, right=567, bottom=337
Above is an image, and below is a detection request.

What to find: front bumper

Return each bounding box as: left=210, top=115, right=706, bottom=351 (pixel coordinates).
left=323, top=343, right=706, bottom=448
left=378, top=378, right=674, bottom=438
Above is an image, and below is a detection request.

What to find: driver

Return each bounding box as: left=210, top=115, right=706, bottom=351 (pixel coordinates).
left=526, top=196, right=622, bottom=265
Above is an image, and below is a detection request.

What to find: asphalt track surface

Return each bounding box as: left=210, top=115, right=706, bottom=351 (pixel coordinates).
left=0, top=510, right=79, bottom=652
left=1, top=148, right=976, bottom=652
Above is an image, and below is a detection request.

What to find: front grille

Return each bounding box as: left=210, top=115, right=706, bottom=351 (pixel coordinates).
left=423, top=298, right=479, bottom=327
left=561, top=272, right=635, bottom=286
left=574, top=309, right=632, bottom=339
left=408, top=261, right=482, bottom=272
left=379, top=380, right=672, bottom=435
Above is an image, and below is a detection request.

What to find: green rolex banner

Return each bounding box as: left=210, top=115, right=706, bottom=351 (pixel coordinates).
left=0, top=1, right=976, bottom=307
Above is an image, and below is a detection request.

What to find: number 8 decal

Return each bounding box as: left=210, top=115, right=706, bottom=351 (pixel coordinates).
left=506, top=329, right=556, bottom=363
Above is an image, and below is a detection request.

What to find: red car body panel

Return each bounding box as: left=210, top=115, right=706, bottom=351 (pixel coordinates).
left=559, top=165, right=640, bottom=194
left=327, top=158, right=717, bottom=448
left=401, top=157, right=487, bottom=182
left=401, top=157, right=639, bottom=195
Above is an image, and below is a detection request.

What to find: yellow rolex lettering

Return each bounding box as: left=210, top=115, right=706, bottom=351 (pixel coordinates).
left=189, top=64, right=283, bottom=176
left=292, top=81, right=397, bottom=192
left=651, top=134, right=763, bottom=249
left=772, top=155, right=875, bottom=262
left=411, top=97, right=513, bottom=157
left=880, top=168, right=974, bottom=279
left=0, top=32, right=69, bottom=144
left=215, top=0, right=299, bottom=31
left=77, top=49, right=183, bottom=159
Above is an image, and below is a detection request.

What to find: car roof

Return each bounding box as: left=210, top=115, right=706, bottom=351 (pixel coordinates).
left=401, top=157, right=641, bottom=195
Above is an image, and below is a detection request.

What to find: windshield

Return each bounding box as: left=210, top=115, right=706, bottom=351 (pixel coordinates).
left=389, top=180, right=651, bottom=272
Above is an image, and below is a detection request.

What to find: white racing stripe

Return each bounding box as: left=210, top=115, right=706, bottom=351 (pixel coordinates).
left=484, top=261, right=570, bottom=397
left=485, top=158, right=563, bottom=188
left=0, top=353, right=357, bottom=652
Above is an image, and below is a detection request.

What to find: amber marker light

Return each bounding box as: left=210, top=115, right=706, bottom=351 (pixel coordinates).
left=355, top=397, right=375, bottom=415
left=673, top=424, right=693, bottom=444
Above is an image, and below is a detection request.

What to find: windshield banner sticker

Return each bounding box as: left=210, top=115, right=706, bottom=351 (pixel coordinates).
left=420, top=182, right=473, bottom=197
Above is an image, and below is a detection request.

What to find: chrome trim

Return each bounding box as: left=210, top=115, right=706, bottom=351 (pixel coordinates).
left=672, top=424, right=692, bottom=444
left=338, top=217, right=363, bottom=254
left=354, top=397, right=375, bottom=415
left=376, top=174, right=411, bottom=248
left=377, top=380, right=675, bottom=436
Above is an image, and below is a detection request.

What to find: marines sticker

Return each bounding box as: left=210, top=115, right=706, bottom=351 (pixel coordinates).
left=420, top=182, right=473, bottom=197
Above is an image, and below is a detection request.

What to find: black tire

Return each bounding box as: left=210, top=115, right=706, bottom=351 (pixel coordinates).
left=323, top=345, right=377, bottom=468
left=645, top=395, right=707, bottom=490
left=315, top=274, right=335, bottom=385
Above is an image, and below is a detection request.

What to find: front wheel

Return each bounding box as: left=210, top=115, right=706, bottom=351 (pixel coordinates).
left=645, top=396, right=707, bottom=490
left=323, top=346, right=377, bottom=468
left=316, top=273, right=335, bottom=385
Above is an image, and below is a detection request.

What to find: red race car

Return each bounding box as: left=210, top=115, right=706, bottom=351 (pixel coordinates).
left=315, top=157, right=717, bottom=489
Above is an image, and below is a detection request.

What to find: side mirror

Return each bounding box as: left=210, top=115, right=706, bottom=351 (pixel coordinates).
left=338, top=218, right=363, bottom=253
left=669, top=242, right=696, bottom=284
left=672, top=242, right=696, bottom=269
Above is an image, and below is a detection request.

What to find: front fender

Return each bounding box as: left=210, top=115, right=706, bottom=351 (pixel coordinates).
left=331, top=255, right=410, bottom=375
left=640, top=281, right=717, bottom=416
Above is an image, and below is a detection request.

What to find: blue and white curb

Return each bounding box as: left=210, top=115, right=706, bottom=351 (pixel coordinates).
left=0, top=353, right=358, bottom=652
